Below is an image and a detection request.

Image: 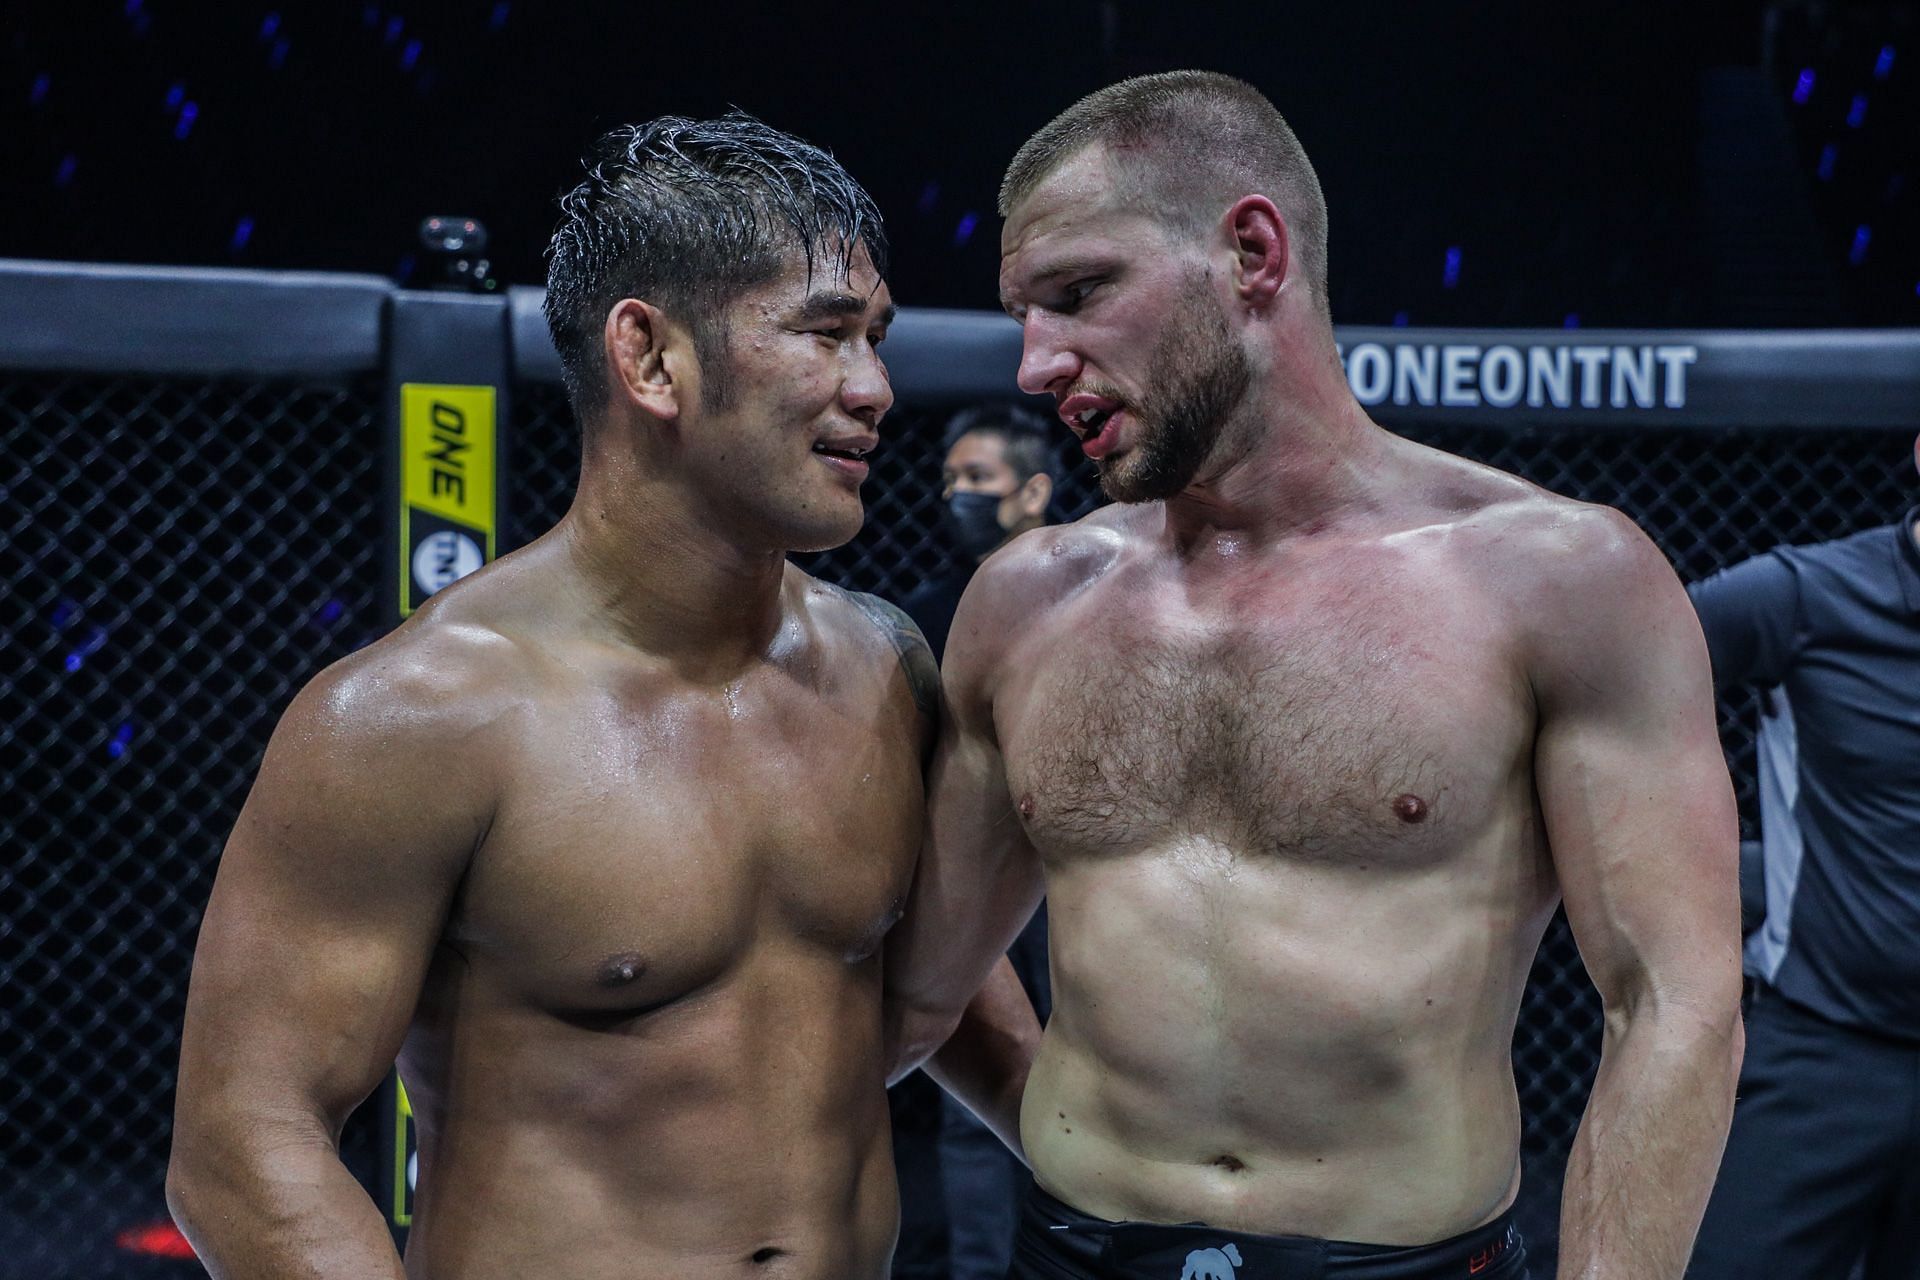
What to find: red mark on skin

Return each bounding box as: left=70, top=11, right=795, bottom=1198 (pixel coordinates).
left=1017, top=794, right=1036, bottom=819
left=1393, top=794, right=1429, bottom=823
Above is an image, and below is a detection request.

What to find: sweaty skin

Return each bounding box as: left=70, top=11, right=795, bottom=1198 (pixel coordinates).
left=886, top=140, right=1742, bottom=1273
left=169, top=245, right=954, bottom=1279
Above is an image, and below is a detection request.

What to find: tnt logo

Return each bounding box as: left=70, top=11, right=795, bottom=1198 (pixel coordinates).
left=412, top=529, right=483, bottom=595
left=1180, top=1242, right=1242, bottom=1279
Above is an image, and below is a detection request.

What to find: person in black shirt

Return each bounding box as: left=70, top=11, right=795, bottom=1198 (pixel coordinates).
left=1687, top=435, right=1920, bottom=1278
left=902, top=404, right=1058, bottom=660
left=891, top=403, right=1058, bottom=1280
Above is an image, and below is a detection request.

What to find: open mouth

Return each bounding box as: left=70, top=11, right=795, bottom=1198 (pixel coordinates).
left=811, top=442, right=872, bottom=462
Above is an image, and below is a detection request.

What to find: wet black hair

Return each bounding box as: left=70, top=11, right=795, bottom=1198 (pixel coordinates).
left=544, top=111, right=888, bottom=426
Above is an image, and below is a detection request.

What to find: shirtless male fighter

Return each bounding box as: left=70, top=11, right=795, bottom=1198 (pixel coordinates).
left=885, top=73, right=1744, bottom=1279
left=167, top=113, right=1025, bottom=1280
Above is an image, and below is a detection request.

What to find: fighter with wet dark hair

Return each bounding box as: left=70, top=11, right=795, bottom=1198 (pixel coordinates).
left=169, top=112, right=1036, bottom=1280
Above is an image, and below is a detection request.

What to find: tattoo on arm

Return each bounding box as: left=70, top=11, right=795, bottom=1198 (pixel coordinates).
left=847, top=591, right=942, bottom=737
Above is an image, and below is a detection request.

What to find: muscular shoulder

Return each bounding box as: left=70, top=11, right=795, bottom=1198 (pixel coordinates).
left=273, top=611, right=526, bottom=805
left=1463, top=492, right=1696, bottom=706
left=955, top=511, right=1129, bottom=649
left=799, top=575, right=940, bottom=736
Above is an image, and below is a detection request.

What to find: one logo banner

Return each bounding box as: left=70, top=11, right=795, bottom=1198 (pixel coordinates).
left=399, top=383, right=497, bottom=615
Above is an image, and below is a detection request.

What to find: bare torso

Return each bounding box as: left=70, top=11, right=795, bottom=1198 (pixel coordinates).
left=394, top=545, right=925, bottom=1279
left=989, top=444, right=1573, bottom=1244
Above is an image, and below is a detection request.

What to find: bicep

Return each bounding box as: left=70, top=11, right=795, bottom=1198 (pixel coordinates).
left=1533, top=530, right=1742, bottom=1010
left=178, top=683, right=481, bottom=1131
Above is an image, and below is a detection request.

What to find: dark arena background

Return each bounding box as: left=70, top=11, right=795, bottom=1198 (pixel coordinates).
left=4, top=2, right=1918, bottom=1278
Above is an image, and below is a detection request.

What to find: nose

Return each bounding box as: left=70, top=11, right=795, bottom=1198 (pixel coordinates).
left=843, top=342, right=894, bottom=425
left=1015, top=315, right=1079, bottom=397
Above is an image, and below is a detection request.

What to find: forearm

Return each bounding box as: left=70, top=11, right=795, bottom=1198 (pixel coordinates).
left=1559, top=999, right=1744, bottom=1279
left=917, top=959, right=1042, bottom=1160
left=168, top=1119, right=406, bottom=1280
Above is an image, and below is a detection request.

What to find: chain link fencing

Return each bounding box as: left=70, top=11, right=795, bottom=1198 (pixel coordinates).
left=1, top=334, right=1913, bottom=1276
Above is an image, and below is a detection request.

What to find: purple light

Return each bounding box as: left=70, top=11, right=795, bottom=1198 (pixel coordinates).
left=1563, top=312, right=1581, bottom=329
left=50, top=599, right=80, bottom=629
left=400, top=38, right=422, bottom=70
left=316, top=599, right=345, bottom=625
left=1849, top=224, right=1871, bottom=265
left=30, top=73, right=50, bottom=106
left=53, top=154, right=77, bottom=188
left=1442, top=245, right=1462, bottom=289
left=107, top=721, right=135, bottom=759
left=1817, top=143, right=1838, bottom=182
left=174, top=101, right=198, bottom=140
left=489, top=1, right=510, bottom=28
left=1847, top=93, right=1868, bottom=128
left=231, top=217, right=255, bottom=252
left=917, top=181, right=940, bottom=214
left=1874, top=46, right=1894, bottom=80
left=385, top=15, right=404, bottom=43
left=1792, top=68, right=1815, bottom=104
left=269, top=37, right=290, bottom=69
left=259, top=12, right=280, bottom=39
left=954, top=212, right=979, bottom=247
left=1391, top=310, right=1410, bottom=327
left=65, top=653, right=83, bottom=673
left=165, top=82, right=185, bottom=112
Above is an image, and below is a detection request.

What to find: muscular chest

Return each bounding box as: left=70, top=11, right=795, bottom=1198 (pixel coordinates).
left=455, top=671, right=922, bottom=1010
left=999, top=557, right=1529, bottom=865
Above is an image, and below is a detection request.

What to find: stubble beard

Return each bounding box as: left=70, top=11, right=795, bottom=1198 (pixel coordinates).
left=1097, top=277, right=1252, bottom=505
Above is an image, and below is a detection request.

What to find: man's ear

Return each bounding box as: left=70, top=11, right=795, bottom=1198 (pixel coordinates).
left=604, top=298, right=690, bottom=423
left=1223, top=194, right=1288, bottom=309
left=1015, top=472, right=1053, bottom=520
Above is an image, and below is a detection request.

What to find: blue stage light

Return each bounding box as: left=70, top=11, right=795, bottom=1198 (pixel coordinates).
left=1847, top=93, right=1868, bottom=128
left=1849, top=224, right=1871, bottom=265
left=954, top=212, right=978, bottom=247
left=31, top=74, right=50, bottom=106
left=1563, top=313, right=1581, bottom=329
left=165, top=83, right=185, bottom=112
left=385, top=15, right=404, bottom=44
left=490, top=2, right=510, bottom=28
left=54, top=154, right=77, bottom=188
left=1792, top=69, right=1815, bottom=103
left=260, top=13, right=280, bottom=40
left=175, top=102, right=198, bottom=140
left=1442, top=245, right=1462, bottom=289
left=1392, top=311, right=1410, bottom=327
left=1874, top=46, right=1894, bottom=80
left=270, top=37, right=290, bottom=69
left=401, top=38, right=422, bottom=70
left=231, top=217, right=254, bottom=252
left=917, top=181, right=940, bottom=214
left=1818, top=143, right=1838, bottom=181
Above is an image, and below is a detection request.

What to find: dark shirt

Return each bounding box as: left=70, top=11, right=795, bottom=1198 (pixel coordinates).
left=900, top=564, right=971, bottom=664
left=1688, top=511, right=1920, bottom=1040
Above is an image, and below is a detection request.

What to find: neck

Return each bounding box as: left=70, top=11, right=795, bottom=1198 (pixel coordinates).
left=1161, top=355, right=1386, bottom=551
left=559, top=435, right=789, bottom=676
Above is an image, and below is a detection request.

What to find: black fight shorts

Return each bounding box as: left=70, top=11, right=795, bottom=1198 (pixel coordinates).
left=1005, top=1185, right=1527, bottom=1280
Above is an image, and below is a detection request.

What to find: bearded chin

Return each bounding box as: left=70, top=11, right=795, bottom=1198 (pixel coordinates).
left=1098, top=287, right=1252, bottom=505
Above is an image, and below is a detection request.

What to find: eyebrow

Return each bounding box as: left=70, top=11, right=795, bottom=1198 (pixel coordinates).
left=794, top=291, right=897, bottom=327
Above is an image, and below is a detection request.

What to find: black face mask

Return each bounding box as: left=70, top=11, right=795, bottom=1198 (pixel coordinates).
left=945, top=491, right=1009, bottom=560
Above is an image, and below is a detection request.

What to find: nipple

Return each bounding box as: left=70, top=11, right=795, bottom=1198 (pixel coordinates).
left=1017, top=794, right=1036, bottom=820
left=597, top=952, right=646, bottom=987
left=1392, top=793, right=1430, bottom=824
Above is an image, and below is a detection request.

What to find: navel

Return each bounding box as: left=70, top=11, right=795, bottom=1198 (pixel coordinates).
left=1392, top=793, right=1430, bottom=823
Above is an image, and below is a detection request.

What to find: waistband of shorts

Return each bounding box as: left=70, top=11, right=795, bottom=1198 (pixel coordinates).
left=1021, top=1183, right=1526, bottom=1279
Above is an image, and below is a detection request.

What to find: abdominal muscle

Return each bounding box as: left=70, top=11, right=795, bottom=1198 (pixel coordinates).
left=1020, top=838, right=1545, bottom=1247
